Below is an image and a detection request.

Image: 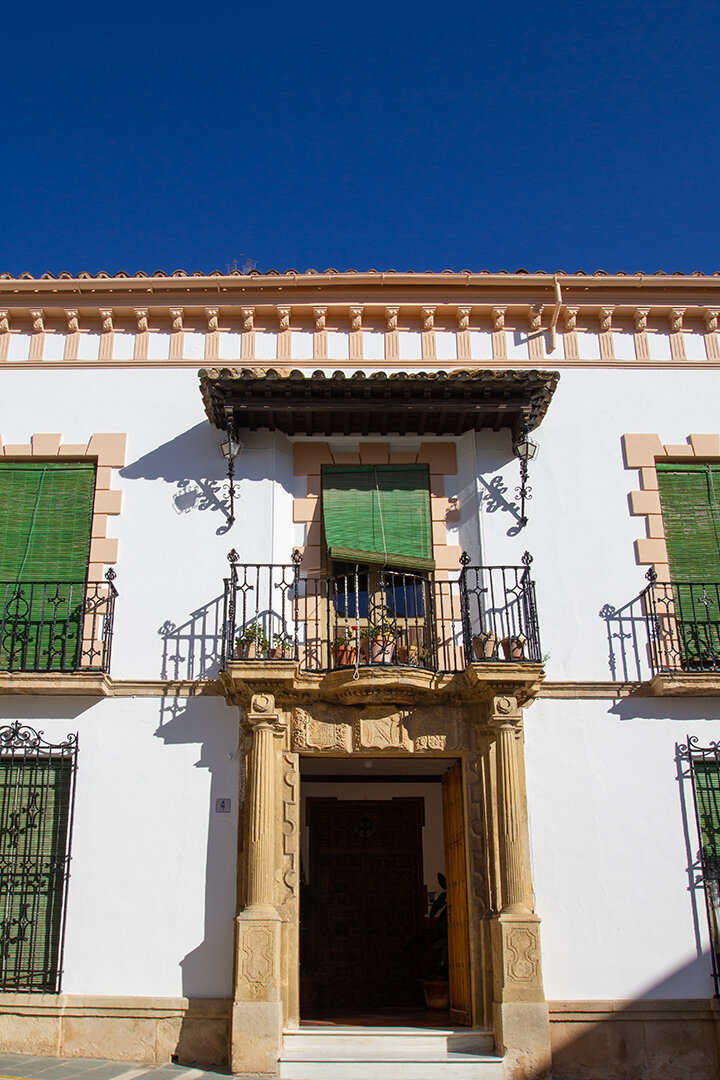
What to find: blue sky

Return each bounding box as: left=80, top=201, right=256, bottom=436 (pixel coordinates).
left=2, top=1, right=719, bottom=276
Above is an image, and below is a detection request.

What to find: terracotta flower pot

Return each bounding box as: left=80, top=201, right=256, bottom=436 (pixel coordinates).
left=501, top=636, right=525, bottom=660
left=334, top=644, right=356, bottom=667
left=473, top=633, right=498, bottom=659
left=237, top=643, right=257, bottom=659
left=370, top=638, right=396, bottom=663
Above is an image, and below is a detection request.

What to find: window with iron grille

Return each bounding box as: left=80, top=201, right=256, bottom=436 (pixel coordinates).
left=0, top=462, right=96, bottom=671
left=0, top=722, right=77, bottom=992
left=681, top=735, right=720, bottom=995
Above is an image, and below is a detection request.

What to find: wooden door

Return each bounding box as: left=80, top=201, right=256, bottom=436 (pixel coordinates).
left=442, top=761, right=472, bottom=1025
left=307, top=798, right=425, bottom=1009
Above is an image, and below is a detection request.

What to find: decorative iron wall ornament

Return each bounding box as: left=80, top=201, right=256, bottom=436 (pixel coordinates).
left=0, top=722, right=78, bottom=993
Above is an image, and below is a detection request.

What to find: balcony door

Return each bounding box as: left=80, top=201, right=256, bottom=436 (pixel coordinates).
left=0, top=463, right=96, bottom=671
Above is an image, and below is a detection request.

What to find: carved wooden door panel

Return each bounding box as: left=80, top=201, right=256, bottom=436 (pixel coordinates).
left=307, top=798, right=424, bottom=1009
left=442, top=760, right=472, bottom=1025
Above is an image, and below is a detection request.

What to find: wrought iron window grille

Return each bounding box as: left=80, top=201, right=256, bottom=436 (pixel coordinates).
left=0, top=722, right=78, bottom=993
left=679, top=735, right=720, bottom=997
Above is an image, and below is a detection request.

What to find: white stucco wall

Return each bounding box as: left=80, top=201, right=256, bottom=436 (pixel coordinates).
left=0, top=694, right=239, bottom=998
left=525, top=700, right=718, bottom=1001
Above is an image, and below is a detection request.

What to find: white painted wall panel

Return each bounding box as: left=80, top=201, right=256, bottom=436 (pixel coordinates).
left=469, top=331, right=492, bottom=360
left=435, top=331, right=457, bottom=361
left=613, top=332, right=637, bottom=362
left=254, top=332, right=277, bottom=360
left=506, top=331, right=529, bottom=361
left=146, top=333, right=170, bottom=361
left=362, top=331, right=384, bottom=360
left=42, top=334, right=66, bottom=361
left=683, top=333, right=708, bottom=362
left=113, top=333, right=136, bottom=361
left=398, top=331, right=422, bottom=361
left=6, top=335, right=31, bottom=361
left=576, top=332, right=600, bottom=360
left=648, top=333, right=672, bottom=362
left=291, top=331, right=313, bottom=360
left=76, top=334, right=101, bottom=361
left=326, top=331, right=349, bottom=359
left=218, top=332, right=242, bottom=360
left=183, top=332, right=206, bottom=360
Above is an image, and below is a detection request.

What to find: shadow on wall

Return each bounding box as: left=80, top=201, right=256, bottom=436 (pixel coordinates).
left=120, top=422, right=235, bottom=535
left=598, top=587, right=651, bottom=682
left=542, top=952, right=720, bottom=1080
left=120, top=422, right=298, bottom=538
left=0, top=696, right=100, bottom=722
left=154, top=694, right=239, bottom=1013
left=158, top=595, right=225, bottom=681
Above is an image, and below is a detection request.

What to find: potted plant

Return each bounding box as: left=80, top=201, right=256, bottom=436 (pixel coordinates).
left=270, top=633, right=293, bottom=660
left=501, top=633, right=527, bottom=660
left=422, top=873, right=449, bottom=1009
left=333, top=629, right=357, bottom=667
left=473, top=630, right=498, bottom=659
left=368, top=622, right=399, bottom=663
left=236, top=623, right=269, bottom=659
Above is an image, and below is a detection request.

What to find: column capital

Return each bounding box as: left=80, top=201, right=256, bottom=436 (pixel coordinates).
left=599, top=307, right=613, bottom=332
left=100, top=309, right=113, bottom=333
left=30, top=309, right=44, bottom=332
left=422, top=306, right=435, bottom=330
left=563, top=306, right=577, bottom=331
left=349, top=306, right=363, bottom=329
left=385, top=306, right=399, bottom=330
left=65, top=309, right=79, bottom=332
left=492, top=306, right=506, bottom=331
left=703, top=307, right=719, bottom=333
left=489, top=694, right=522, bottom=727
left=134, top=308, right=149, bottom=332
left=457, top=306, right=471, bottom=330
left=313, top=306, right=327, bottom=330
left=634, top=307, right=649, bottom=332
left=205, top=307, right=219, bottom=331
left=242, top=307, right=254, bottom=330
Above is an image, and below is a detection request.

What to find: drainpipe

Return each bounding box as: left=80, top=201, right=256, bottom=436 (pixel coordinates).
left=547, top=277, right=563, bottom=352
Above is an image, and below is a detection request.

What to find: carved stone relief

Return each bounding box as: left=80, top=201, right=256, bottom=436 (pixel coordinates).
left=504, top=925, right=540, bottom=984
left=240, top=924, right=274, bottom=988
left=280, top=751, right=299, bottom=911
left=291, top=703, right=465, bottom=753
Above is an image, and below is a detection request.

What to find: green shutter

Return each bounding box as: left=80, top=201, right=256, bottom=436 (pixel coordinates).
left=692, top=761, right=720, bottom=859
left=322, top=465, right=434, bottom=571
left=0, top=757, right=72, bottom=989
left=0, top=463, right=96, bottom=582
left=657, top=463, right=720, bottom=581
left=0, top=464, right=96, bottom=671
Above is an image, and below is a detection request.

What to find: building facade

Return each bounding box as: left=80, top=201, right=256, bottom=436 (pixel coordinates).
left=0, top=269, right=719, bottom=1080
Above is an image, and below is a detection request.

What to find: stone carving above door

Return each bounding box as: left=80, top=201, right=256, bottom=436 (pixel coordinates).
left=291, top=703, right=466, bottom=753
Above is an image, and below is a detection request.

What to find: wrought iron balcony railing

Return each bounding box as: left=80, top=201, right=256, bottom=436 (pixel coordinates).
left=644, top=573, right=720, bottom=675
left=222, top=550, right=541, bottom=673
left=0, top=572, right=118, bottom=674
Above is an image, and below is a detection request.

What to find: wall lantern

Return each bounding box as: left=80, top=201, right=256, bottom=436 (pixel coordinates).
left=219, top=417, right=243, bottom=528
left=513, top=427, right=538, bottom=528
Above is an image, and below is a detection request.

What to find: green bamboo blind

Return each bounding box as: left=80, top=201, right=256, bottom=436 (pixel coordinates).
left=692, top=761, right=720, bottom=859
left=0, top=463, right=96, bottom=582
left=0, top=758, right=72, bottom=989
left=321, top=465, right=434, bottom=571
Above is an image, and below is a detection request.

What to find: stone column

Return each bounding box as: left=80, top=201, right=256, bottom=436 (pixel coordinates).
left=231, top=693, right=285, bottom=1077
left=488, top=694, right=552, bottom=1080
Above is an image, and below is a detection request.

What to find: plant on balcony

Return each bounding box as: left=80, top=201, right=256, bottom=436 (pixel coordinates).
left=364, top=622, right=399, bottom=663
left=236, top=623, right=270, bottom=659
left=270, top=633, right=293, bottom=660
